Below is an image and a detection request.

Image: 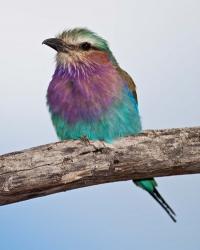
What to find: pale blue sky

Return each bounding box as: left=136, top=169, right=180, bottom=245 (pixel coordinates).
left=0, top=1, right=200, bottom=249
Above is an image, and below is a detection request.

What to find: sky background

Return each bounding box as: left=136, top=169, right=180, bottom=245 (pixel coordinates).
left=0, top=0, right=200, bottom=249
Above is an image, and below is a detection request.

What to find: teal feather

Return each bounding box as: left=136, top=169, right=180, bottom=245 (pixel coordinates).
left=51, top=86, right=141, bottom=142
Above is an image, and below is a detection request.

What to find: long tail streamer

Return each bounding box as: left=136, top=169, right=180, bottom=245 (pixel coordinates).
left=148, top=188, right=176, bottom=223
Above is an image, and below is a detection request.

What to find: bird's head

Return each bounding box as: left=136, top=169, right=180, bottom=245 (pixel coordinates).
left=43, top=28, right=117, bottom=69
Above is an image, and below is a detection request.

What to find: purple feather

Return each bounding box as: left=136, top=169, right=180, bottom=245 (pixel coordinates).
left=47, top=62, right=123, bottom=123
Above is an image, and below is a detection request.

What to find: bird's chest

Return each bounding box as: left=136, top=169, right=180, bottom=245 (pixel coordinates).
left=47, top=67, right=141, bottom=141
left=47, top=73, right=123, bottom=124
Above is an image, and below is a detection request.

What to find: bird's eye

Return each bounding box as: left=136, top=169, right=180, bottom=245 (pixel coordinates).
left=80, top=42, right=91, bottom=51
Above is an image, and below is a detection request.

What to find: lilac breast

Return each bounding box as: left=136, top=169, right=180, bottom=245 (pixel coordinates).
left=47, top=63, right=123, bottom=123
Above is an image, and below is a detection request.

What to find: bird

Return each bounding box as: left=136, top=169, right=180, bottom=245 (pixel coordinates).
left=43, top=28, right=176, bottom=222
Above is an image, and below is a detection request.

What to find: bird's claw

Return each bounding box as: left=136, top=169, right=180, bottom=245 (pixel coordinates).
left=80, top=135, right=91, bottom=146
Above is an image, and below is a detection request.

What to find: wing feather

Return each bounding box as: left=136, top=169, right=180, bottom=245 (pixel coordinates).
left=116, top=67, right=138, bottom=103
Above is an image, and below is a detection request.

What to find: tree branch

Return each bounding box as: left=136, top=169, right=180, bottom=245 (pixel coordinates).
left=0, top=127, right=200, bottom=206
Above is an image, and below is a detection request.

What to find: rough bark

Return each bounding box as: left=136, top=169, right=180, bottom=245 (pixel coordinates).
left=0, top=127, right=200, bottom=206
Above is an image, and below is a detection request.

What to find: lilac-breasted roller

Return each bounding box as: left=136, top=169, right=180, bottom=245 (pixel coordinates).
left=43, top=28, right=176, bottom=222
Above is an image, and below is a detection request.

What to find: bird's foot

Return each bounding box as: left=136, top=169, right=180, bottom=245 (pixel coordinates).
left=80, top=135, right=91, bottom=146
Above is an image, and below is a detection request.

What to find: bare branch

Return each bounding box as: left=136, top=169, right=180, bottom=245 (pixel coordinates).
left=0, top=127, right=200, bottom=206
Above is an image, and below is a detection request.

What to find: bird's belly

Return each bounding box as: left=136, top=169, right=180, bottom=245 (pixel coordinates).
left=50, top=87, right=142, bottom=142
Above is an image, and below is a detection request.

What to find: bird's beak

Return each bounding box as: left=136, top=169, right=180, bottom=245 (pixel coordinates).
left=42, top=38, right=70, bottom=53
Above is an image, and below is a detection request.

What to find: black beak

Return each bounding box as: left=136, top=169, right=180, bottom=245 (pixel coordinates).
left=42, top=38, right=70, bottom=52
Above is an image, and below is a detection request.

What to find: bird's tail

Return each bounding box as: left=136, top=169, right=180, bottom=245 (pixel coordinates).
left=133, top=179, right=176, bottom=223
